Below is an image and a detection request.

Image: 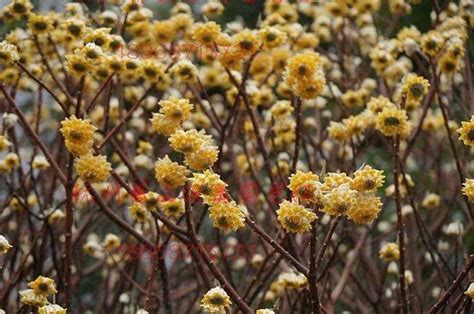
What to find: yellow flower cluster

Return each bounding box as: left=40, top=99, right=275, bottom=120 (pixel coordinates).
left=60, top=116, right=97, bottom=156
left=462, top=179, right=474, bottom=202
left=200, top=287, right=231, bottom=313
left=151, top=96, right=194, bottom=136
left=284, top=51, right=326, bottom=99
left=0, top=235, right=12, bottom=254
left=154, top=155, right=189, bottom=189
left=282, top=167, right=384, bottom=225
left=20, top=276, right=58, bottom=307
left=457, top=116, right=474, bottom=147
left=208, top=200, right=245, bottom=231
left=75, top=154, right=111, bottom=184
left=276, top=200, right=317, bottom=233
left=379, top=242, right=400, bottom=261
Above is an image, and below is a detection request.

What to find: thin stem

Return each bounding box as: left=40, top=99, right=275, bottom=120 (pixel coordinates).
left=309, top=220, right=321, bottom=314
left=292, top=96, right=302, bottom=174
left=428, top=255, right=474, bottom=314
left=183, top=184, right=252, bottom=313
left=393, top=135, right=409, bottom=313
left=0, top=84, right=67, bottom=185
left=244, top=215, right=309, bottom=276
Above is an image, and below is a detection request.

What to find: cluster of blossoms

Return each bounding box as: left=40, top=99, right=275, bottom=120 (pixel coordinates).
left=278, top=165, right=385, bottom=234
left=0, top=0, right=474, bottom=313
left=18, top=276, right=65, bottom=313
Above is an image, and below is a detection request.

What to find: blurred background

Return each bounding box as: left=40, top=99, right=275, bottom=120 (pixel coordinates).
left=0, top=0, right=438, bottom=35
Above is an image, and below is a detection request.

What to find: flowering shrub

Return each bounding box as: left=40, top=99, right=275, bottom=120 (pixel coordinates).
left=0, top=0, right=473, bottom=313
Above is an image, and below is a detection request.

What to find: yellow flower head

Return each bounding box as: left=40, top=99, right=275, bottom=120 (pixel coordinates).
left=322, top=184, right=357, bottom=216
left=141, top=191, right=160, bottom=211
left=122, top=0, right=142, bottom=13
left=28, top=276, right=57, bottom=296
left=154, top=155, right=188, bottom=189
left=190, top=170, right=227, bottom=202
left=153, top=19, right=175, bottom=43
left=369, top=48, right=395, bottom=74
left=276, top=200, right=317, bottom=233
left=19, top=289, right=48, bottom=306
left=209, top=200, right=245, bottom=231
left=75, top=154, right=111, bottom=183
left=62, top=18, right=86, bottom=40
left=355, top=0, right=381, bottom=13
left=288, top=171, right=321, bottom=203
left=201, top=287, right=231, bottom=313
left=28, top=13, right=53, bottom=35
left=232, top=29, right=259, bottom=56
left=171, top=13, right=194, bottom=33
left=457, top=116, right=474, bottom=147
left=38, top=304, right=67, bottom=314
left=272, top=48, right=291, bottom=73
left=379, top=242, right=400, bottom=261
left=170, top=60, right=198, bottom=84
left=328, top=121, right=349, bottom=142
left=352, top=165, right=385, bottom=192
left=343, top=115, right=368, bottom=137
left=102, top=233, right=121, bottom=251
left=285, top=51, right=322, bottom=84
left=169, top=129, right=212, bottom=154
left=202, top=1, right=225, bottom=17
left=375, top=107, right=409, bottom=138
left=294, top=76, right=326, bottom=99
left=65, top=55, right=90, bottom=79
left=60, top=116, right=97, bottom=156
left=150, top=113, right=181, bottom=136
left=258, top=26, right=287, bottom=49
left=322, top=172, right=353, bottom=192
left=0, top=135, right=12, bottom=151
left=277, top=271, right=308, bottom=289
left=421, top=31, right=444, bottom=57
left=0, top=235, right=13, bottom=254
left=159, top=96, right=194, bottom=123
left=462, top=179, right=474, bottom=202
left=1, top=153, right=20, bottom=172
left=84, top=27, right=111, bottom=48
left=367, top=96, right=396, bottom=115
left=438, top=53, right=460, bottom=76
left=347, top=193, right=383, bottom=224
left=184, top=145, right=219, bottom=171
left=341, top=89, right=368, bottom=109
left=7, top=0, right=33, bottom=19
left=129, top=201, right=149, bottom=222
left=421, top=193, right=441, bottom=209
left=402, top=74, right=430, bottom=103
left=192, top=22, right=221, bottom=45
left=0, top=41, right=20, bottom=65
left=160, top=198, right=185, bottom=218
left=140, top=59, right=166, bottom=82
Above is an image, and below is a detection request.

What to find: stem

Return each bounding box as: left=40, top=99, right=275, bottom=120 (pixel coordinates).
left=183, top=184, right=252, bottom=313
left=309, top=220, right=321, bottom=313
left=393, top=135, right=408, bottom=313
left=63, top=152, right=74, bottom=307
left=292, top=96, right=302, bottom=174
left=244, top=215, right=309, bottom=276
left=428, top=255, right=474, bottom=313
left=0, top=84, right=67, bottom=185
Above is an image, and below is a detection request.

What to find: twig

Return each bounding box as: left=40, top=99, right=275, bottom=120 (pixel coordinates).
left=428, top=255, right=474, bottom=313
